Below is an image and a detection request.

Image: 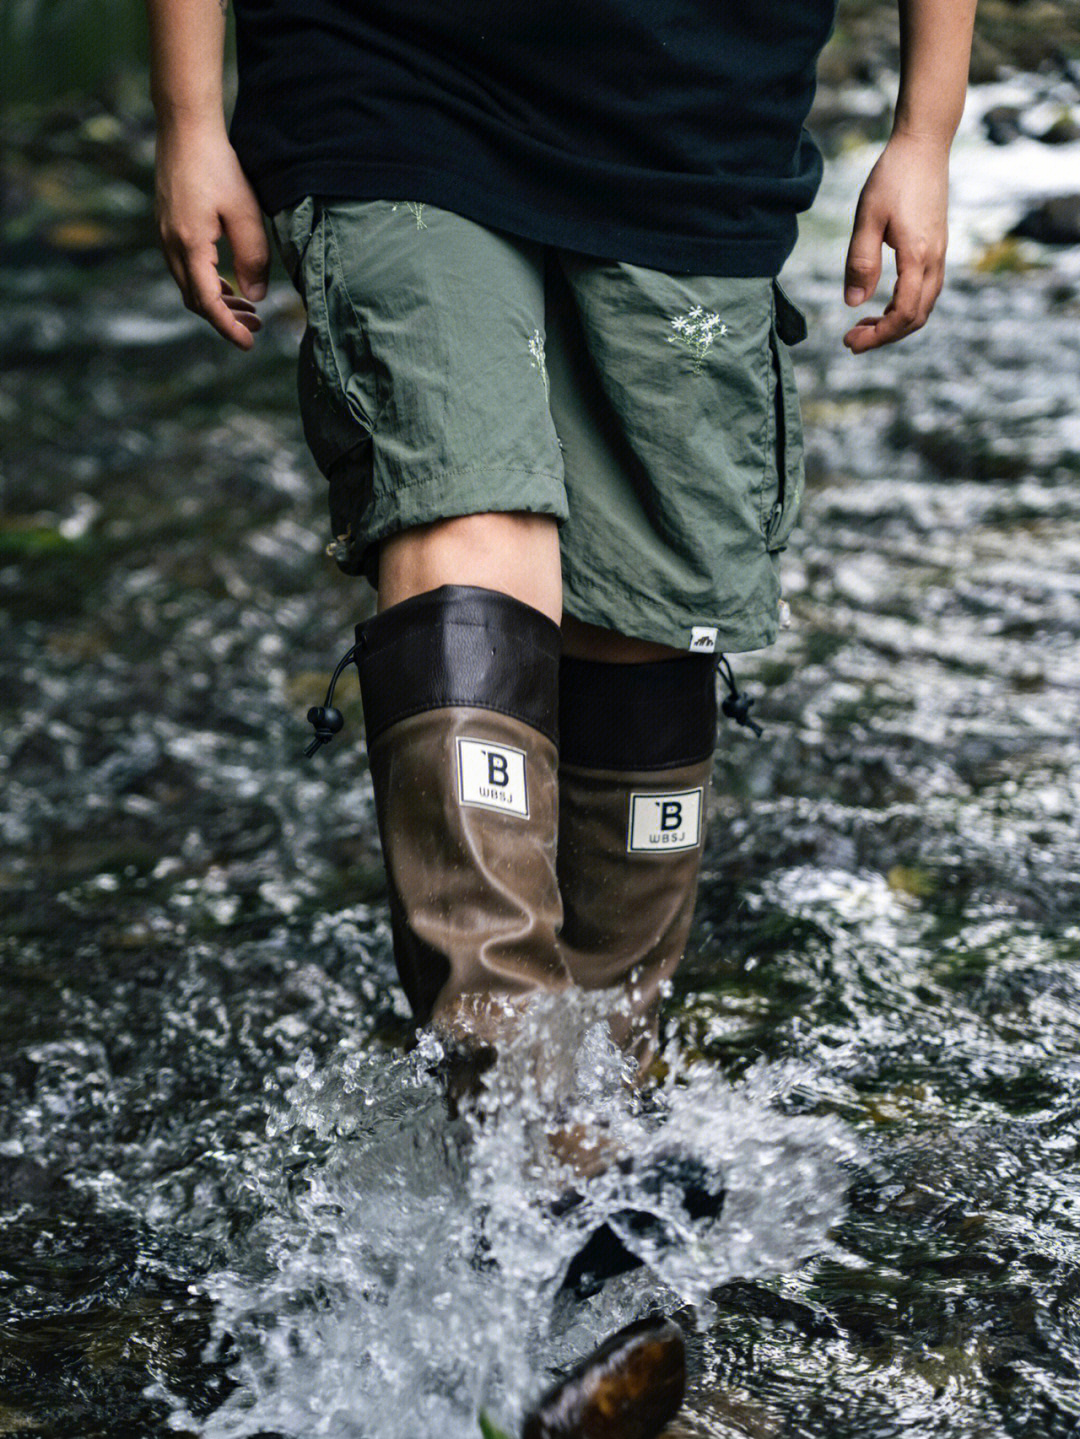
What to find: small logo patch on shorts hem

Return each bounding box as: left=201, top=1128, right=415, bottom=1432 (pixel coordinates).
left=456, top=738, right=529, bottom=818
left=627, top=788, right=704, bottom=853
left=689, top=626, right=718, bottom=653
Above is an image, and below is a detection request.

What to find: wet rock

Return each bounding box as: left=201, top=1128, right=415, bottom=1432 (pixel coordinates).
left=1011, top=193, right=1080, bottom=244
left=1037, top=111, right=1080, bottom=144
left=0, top=1403, right=36, bottom=1432
left=886, top=865, right=937, bottom=902
left=1, top=99, right=155, bottom=267
left=0, top=1155, right=66, bottom=1212
left=968, top=31, right=1010, bottom=85
left=964, top=0, right=1080, bottom=78
left=982, top=104, right=1024, bottom=145
left=815, top=0, right=1080, bottom=87
left=522, top=1317, right=686, bottom=1439
left=808, top=83, right=892, bottom=156
left=886, top=413, right=1031, bottom=481
left=815, top=7, right=900, bottom=88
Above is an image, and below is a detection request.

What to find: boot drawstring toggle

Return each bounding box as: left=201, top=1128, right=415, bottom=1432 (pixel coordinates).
left=304, top=639, right=360, bottom=758
left=716, top=655, right=763, bottom=738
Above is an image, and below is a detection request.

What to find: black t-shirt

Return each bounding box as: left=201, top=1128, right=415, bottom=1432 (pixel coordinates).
left=231, top=0, right=838, bottom=275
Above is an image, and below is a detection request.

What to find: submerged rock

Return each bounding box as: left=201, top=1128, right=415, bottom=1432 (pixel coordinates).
left=1011, top=193, right=1080, bottom=244
left=1037, top=111, right=1080, bottom=144
left=982, top=103, right=1024, bottom=145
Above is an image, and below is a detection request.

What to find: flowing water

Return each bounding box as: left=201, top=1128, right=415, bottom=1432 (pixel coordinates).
left=2, top=78, right=1080, bottom=1438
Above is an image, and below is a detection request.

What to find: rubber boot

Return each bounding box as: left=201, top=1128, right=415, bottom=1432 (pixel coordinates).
left=354, top=585, right=571, bottom=1049
left=556, top=654, right=717, bottom=1071
left=523, top=1315, right=686, bottom=1439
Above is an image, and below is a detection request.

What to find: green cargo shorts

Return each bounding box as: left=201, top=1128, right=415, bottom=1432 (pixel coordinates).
left=271, top=197, right=807, bottom=654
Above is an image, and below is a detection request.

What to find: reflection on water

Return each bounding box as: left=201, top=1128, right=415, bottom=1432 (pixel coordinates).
left=2, top=76, right=1080, bottom=1439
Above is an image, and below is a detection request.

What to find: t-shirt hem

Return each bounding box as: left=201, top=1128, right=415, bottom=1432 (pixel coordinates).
left=254, top=160, right=794, bottom=277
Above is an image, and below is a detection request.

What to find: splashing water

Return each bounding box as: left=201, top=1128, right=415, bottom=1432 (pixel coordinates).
left=161, top=993, right=859, bottom=1439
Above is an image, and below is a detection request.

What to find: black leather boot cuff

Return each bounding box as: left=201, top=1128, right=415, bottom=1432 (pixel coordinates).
left=559, top=654, right=717, bottom=771
left=356, top=585, right=561, bottom=745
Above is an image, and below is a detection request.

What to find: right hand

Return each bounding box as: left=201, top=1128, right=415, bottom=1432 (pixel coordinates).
left=154, top=120, right=270, bottom=349
left=841, top=131, right=950, bottom=354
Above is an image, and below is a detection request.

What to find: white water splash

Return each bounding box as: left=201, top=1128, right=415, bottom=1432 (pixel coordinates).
left=165, top=992, right=859, bottom=1439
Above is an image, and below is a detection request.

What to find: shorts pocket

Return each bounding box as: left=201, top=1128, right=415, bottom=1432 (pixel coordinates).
left=291, top=201, right=380, bottom=577
left=763, top=280, right=807, bottom=553
left=270, top=197, right=315, bottom=291
left=299, top=202, right=382, bottom=444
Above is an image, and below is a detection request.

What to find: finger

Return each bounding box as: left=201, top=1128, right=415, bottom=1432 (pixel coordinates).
left=877, top=248, right=928, bottom=344
left=186, top=246, right=257, bottom=349
left=918, top=259, right=946, bottom=329
left=844, top=198, right=885, bottom=306
left=842, top=316, right=887, bottom=352
left=158, top=219, right=196, bottom=306
left=186, top=245, right=228, bottom=321
left=846, top=252, right=928, bottom=352
left=221, top=278, right=260, bottom=316
left=224, top=206, right=271, bottom=302
left=222, top=295, right=262, bottom=331
left=223, top=296, right=261, bottom=320
left=843, top=309, right=913, bottom=353
left=162, top=243, right=193, bottom=310
left=228, top=304, right=262, bottom=333
left=903, top=241, right=943, bottom=331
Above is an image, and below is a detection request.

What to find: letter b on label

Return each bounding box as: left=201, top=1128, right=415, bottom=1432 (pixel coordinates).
left=487, top=752, right=509, bottom=787
left=659, top=800, right=683, bottom=831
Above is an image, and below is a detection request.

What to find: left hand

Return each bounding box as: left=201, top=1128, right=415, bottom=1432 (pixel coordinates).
left=842, top=131, right=950, bottom=352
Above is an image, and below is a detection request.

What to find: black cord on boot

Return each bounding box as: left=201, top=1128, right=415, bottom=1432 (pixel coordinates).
left=303, top=640, right=360, bottom=757
left=716, top=655, right=763, bottom=738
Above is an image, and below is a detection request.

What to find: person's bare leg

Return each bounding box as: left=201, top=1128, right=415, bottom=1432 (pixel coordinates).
left=379, top=512, right=562, bottom=623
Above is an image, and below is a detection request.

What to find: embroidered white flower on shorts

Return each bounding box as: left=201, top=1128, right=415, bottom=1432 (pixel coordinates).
left=668, top=305, right=728, bottom=372
left=528, top=328, right=550, bottom=402
left=391, top=201, right=428, bottom=229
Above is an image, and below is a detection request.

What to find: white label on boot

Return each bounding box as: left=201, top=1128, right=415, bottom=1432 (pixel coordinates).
left=456, top=738, right=529, bottom=818
left=627, top=788, right=703, bottom=853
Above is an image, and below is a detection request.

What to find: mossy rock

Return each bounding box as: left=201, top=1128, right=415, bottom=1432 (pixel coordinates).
left=973, top=238, right=1045, bottom=275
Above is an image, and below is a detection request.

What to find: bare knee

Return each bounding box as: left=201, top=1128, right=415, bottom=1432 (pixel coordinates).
left=378, top=512, right=562, bottom=623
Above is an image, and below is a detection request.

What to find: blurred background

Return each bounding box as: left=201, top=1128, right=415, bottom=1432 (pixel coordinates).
left=3, top=3, right=1080, bottom=1438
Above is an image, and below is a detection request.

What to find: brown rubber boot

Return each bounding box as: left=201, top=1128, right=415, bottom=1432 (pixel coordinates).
left=556, top=654, right=717, bottom=1071
left=354, top=585, right=571, bottom=1049
left=522, top=1315, right=686, bottom=1439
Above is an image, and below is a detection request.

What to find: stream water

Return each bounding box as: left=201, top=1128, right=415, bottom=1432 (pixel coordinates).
left=2, top=78, right=1080, bottom=1439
